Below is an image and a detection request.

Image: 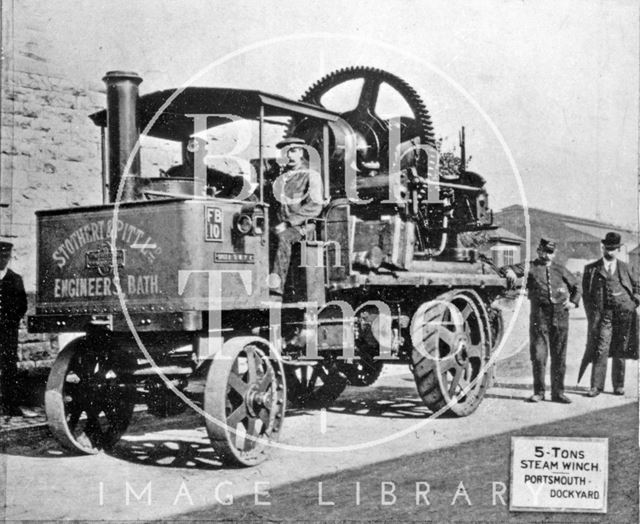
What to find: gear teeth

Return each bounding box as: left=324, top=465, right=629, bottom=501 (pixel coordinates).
left=292, top=66, right=436, bottom=147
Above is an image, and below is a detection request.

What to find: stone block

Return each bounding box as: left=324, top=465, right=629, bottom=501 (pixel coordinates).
left=17, top=360, right=35, bottom=371
left=12, top=54, right=51, bottom=77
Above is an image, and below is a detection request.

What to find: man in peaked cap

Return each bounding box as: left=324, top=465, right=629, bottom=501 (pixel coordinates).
left=275, top=137, right=307, bottom=149
left=504, top=237, right=581, bottom=403
left=267, top=137, right=323, bottom=296
left=581, top=232, right=640, bottom=397
left=0, top=241, right=28, bottom=417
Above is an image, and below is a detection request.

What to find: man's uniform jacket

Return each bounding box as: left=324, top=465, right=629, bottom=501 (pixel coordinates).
left=582, top=258, right=640, bottom=360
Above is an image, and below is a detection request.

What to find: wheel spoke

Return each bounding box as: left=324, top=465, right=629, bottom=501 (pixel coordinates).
left=284, top=363, right=347, bottom=408
left=448, top=366, right=464, bottom=397
left=258, top=367, right=274, bottom=392
left=258, top=407, right=270, bottom=427
left=245, top=417, right=258, bottom=438
left=246, top=348, right=259, bottom=383
left=460, top=303, right=473, bottom=322
left=227, top=404, right=247, bottom=428
left=241, top=419, right=260, bottom=451
left=357, top=76, right=382, bottom=113
left=307, top=366, right=321, bottom=390
left=436, top=325, right=456, bottom=347
left=84, top=412, right=105, bottom=445
left=228, top=372, right=249, bottom=396
left=104, top=392, right=128, bottom=425
left=458, top=364, right=472, bottom=391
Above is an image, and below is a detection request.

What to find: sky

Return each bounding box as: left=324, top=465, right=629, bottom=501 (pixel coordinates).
left=12, top=0, right=640, bottom=229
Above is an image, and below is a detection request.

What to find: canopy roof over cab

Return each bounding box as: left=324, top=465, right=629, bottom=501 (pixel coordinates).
left=89, top=87, right=341, bottom=141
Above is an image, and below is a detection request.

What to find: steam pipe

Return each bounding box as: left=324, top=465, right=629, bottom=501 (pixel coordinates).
left=102, top=71, right=142, bottom=202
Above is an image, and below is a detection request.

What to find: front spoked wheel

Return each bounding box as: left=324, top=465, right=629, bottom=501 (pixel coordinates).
left=204, top=342, right=286, bottom=467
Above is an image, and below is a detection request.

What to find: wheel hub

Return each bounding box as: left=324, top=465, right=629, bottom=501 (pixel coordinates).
left=245, top=385, right=271, bottom=417
left=453, top=334, right=470, bottom=366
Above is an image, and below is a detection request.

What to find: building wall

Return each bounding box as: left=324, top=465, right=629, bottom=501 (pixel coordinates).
left=1, top=5, right=106, bottom=289
left=1, top=6, right=108, bottom=367
left=494, top=206, right=634, bottom=266
left=1, top=6, right=181, bottom=369
left=488, top=244, right=520, bottom=267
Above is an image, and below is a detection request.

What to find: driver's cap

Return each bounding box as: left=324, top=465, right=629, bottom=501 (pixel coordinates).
left=276, top=137, right=306, bottom=149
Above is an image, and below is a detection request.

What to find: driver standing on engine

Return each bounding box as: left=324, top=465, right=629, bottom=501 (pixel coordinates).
left=268, top=137, right=323, bottom=297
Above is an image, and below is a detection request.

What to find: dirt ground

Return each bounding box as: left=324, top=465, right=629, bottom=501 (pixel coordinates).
left=178, top=403, right=638, bottom=523
left=1, top=300, right=638, bottom=522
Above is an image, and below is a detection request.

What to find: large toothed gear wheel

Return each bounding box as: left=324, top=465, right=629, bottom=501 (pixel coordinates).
left=292, top=66, right=435, bottom=170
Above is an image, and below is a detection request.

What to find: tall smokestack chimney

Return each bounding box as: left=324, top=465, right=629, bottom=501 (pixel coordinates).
left=102, top=71, right=143, bottom=202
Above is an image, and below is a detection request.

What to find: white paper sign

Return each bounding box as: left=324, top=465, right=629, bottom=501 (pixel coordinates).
left=510, top=437, right=608, bottom=513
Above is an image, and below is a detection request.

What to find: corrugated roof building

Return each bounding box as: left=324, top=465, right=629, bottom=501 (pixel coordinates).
left=494, top=205, right=638, bottom=271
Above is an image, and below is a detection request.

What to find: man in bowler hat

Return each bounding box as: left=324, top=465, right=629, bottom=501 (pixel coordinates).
left=504, top=238, right=581, bottom=403
left=0, top=241, right=28, bottom=417
left=267, top=137, right=323, bottom=296
left=581, top=232, right=640, bottom=397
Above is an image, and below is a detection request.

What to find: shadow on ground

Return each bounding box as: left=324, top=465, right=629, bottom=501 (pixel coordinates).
left=92, top=384, right=433, bottom=469
left=288, top=385, right=433, bottom=419
left=176, top=402, right=638, bottom=523
left=110, top=433, right=226, bottom=470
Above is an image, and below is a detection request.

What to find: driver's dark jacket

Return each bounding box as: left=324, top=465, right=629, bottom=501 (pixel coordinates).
left=507, top=259, right=581, bottom=307
left=271, top=166, right=323, bottom=229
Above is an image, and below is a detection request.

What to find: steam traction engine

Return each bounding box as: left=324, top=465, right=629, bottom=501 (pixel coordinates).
left=29, top=67, right=507, bottom=466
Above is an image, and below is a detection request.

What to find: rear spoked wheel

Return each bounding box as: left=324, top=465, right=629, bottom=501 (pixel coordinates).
left=45, top=337, right=135, bottom=454
left=284, top=361, right=348, bottom=408
left=339, top=350, right=384, bottom=387
left=410, top=290, right=493, bottom=416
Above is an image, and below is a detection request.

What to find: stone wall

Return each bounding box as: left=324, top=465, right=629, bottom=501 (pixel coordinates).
left=1, top=5, right=105, bottom=367
left=1, top=5, right=186, bottom=370
left=1, top=6, right=106, bottom=287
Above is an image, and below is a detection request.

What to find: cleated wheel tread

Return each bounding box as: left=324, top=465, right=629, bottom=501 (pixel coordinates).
left=410, top=290, right=500, bottom=417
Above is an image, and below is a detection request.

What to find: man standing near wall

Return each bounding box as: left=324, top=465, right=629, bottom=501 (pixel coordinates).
left=0, top=241, right=28, bottom=418
left=504, top=238, right=581, bottom=404
left=581, top=232, right=640, bottom=397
